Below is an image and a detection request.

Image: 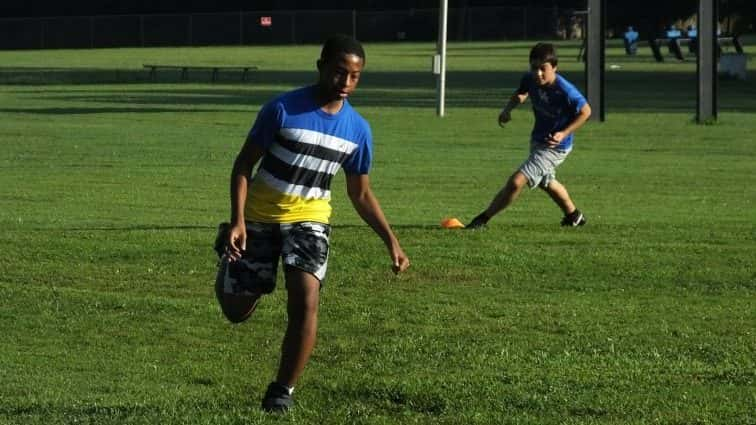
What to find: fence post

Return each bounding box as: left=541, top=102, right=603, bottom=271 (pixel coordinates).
left=585, top=0, right=606, bottom=121
left=697, top=0, right=717, bottom=122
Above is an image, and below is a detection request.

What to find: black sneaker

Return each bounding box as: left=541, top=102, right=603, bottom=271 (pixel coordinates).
left=466, top=212, right=490, bottom=229
left=561, top=209, right=586, bottom=227
left=261, top=382, right=293, bottom=413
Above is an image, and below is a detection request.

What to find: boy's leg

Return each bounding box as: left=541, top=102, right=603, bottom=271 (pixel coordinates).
left=485, top=171, right=529, bottom=216
left=468, top=171, right=528, bottom=228
left=542, top=179, right=575, bottom=214
left=215, top=222, right=279, bottom=323
left=262, top=222, right=329, bottom=412
left=543, top=180, right=586, bottom=226
left=276, top=267, right=321, bottom=388
left=262, top=267, right=319, bottom=413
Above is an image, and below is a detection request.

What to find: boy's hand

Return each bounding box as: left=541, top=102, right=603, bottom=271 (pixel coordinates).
left=226, top=222, right=247, bottom=261
left=546, top=131, right=566, bottom=147
left=498, top=110, right=512, bottom=127
left=390, top=246, right=410, bottom=275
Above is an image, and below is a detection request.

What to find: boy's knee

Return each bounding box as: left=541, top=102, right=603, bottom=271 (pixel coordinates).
left=292, top=292, right=319, bottom=314
left=285, top=269, right=321, bottom=315
left=216, top=293, right=260, bottom=324
left=509, top=172, right=529, bottom=189
left=287, top=296, right=319, bottom=327
left=540, top=177, right=561, bottom=191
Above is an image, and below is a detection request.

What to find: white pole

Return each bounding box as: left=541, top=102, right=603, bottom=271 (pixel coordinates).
left=437, top=0, right=448, bottom=117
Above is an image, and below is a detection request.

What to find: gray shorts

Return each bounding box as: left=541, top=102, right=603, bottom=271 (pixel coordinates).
left=518, top=142, right=571, bottom=189
left=223, top=221, right=330, bottom=295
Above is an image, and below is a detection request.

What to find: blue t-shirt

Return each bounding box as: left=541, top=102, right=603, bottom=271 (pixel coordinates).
left=244, top=85, right=373, bottom=223
left=517, top=73, right=587, bottom=151
left=666, top=29, right=682, bottom=38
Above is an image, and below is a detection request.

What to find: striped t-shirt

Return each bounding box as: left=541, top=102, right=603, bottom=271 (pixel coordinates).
left=244, top=85, right=373, bottom=224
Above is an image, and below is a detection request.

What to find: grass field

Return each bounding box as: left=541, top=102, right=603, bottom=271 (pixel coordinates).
left=1, top=39, right=754, bottom=424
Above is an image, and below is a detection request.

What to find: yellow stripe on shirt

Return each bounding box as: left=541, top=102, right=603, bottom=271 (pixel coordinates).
left=245, top=178, right=333, bottom=224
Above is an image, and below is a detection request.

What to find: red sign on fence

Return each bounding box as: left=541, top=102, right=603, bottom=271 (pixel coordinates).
left=260, top=16, right=272, bottom=27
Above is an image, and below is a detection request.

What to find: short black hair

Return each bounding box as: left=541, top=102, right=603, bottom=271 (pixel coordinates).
left=529, top=43, right=558, bottom=67
left=320, top=34, right=366, bottom=65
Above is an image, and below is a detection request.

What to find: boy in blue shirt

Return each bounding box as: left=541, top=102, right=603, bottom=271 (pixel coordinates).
left=468, top=43, right=591, bottom=229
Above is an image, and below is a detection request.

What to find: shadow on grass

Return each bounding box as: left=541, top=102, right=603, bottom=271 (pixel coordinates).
left=0, top=398, right=256, bottom=421
left=57, top=225, right=212, bottom=232
left=1, top=68, right=755, bottom=113
left=0, top=107, right=239, bottom=114
left=320, top=382, right=448, bottom=415
left=40, top=223, right=447, bottom=232
left=332, top=224, right=442, bottom=231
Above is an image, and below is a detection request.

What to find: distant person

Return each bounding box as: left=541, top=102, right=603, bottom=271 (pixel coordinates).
left=666, top=24, right=682, bottom=39
left=686, top=25, right=698, bottom=53
left=216, top=34, right=410, bottom=412
left=665, top=25, right=683, bottom=57
left=686, top=24, right=697, bottom=38
left=624, top=26, right=639, bottom=55
left=467, top=43, right=591, bottom=229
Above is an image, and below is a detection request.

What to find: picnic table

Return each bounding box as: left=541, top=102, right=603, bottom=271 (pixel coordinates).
left=648, top=35, right=743, bottom=62
left=143, top=64, right=258, bottom=82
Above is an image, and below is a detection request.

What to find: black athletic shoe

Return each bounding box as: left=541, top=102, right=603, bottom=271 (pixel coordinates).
left=466, top=212, right=490, bottom=229
left=261, top=382, right=293, bottom=413
left=561, top=209, right=586, bottom=227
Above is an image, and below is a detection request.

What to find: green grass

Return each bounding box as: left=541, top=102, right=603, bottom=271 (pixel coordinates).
left=0, top=40, right=754, bottom=424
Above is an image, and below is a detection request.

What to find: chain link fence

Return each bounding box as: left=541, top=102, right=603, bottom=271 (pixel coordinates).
left=0, top=7, right=567, bottom=50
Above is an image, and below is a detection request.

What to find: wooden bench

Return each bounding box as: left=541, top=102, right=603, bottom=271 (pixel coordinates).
left=649, top=38, right=688, bottom=61
left=649, top=36, right=744, bottom=62
left=143, top=64, right=258, bottom=82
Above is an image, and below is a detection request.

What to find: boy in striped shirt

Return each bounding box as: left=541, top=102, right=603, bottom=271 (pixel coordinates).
left=217, top=34, right=410, bottom=412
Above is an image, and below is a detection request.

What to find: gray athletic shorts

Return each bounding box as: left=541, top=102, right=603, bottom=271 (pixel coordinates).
left=518, top=142, right=571, bottom=189
left=227, top=221, right=330, bottom=295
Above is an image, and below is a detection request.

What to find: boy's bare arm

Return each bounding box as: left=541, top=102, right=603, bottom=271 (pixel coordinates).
left=499, top=92, right=528, bottom=126
left=546, top=103, right=592, bottom=146
left=345, top=173, right=410, bottom=274
left=227, top=141, right=265, bottom=259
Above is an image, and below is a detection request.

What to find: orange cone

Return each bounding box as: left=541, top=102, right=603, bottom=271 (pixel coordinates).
left=440, top=217, right=465, bottom=229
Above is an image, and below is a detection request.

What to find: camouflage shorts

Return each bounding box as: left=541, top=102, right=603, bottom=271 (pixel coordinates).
left=216, top=221, right=331, bottom=295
